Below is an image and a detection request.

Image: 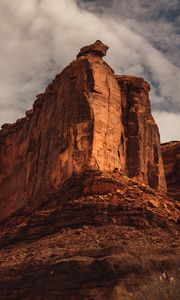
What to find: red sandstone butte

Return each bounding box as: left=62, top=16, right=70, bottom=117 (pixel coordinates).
left=161, top=141, right=180, bottom=200
left=0, top=40, right=166, bottom=222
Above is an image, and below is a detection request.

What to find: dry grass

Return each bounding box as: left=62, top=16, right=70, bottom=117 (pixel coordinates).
left=137, top=271, right=180, bottom=300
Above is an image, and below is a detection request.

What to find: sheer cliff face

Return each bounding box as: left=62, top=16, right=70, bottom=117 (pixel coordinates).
left=0, top=41, right=166, bottom=221
left=161, top=141, right=180, bottom=200
left=117, top=76, right=167, bottom=191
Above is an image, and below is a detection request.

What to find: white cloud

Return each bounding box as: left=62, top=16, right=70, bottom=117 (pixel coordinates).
left=0, top=0, right=179, bottom=142
left=153, top=111, right=180, bottom=143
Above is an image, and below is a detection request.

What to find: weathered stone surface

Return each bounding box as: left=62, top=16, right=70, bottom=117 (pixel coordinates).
left=0, top=41, right=125, bottom=222
left=0, top=41, right=166, bottom=223
left=161, top=141, right=180, bottom=200
left=117, top=75, right=167, bottom=192
left=77, top=39, right=108, bottom=58
left=0, top=172, right=179, bottom=300
left=0, top=172, right=178, bottom=249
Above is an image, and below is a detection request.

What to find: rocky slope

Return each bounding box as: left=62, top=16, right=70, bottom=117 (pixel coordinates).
left=0, top=41, right=179, bottom=299
left=0, top=171, right=180, bottom=299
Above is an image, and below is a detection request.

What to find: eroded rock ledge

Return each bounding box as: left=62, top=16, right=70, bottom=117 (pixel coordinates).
left=0, top=171, right=179, bottom=299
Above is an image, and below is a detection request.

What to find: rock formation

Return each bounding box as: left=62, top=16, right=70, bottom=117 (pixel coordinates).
left=0, top=40, right=166, bottom=222
left=161, top=141, right=180, bottom=200
left=0, top=41, right=179, bottom=300
left=0, top=172, right=179, bottom=299
left=117, top=75, right=166, bottom=191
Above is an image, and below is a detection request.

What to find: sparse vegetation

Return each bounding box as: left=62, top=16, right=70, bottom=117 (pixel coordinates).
left=114, top=272, right=180, bottom=300
left=137, top=272, right=180, bottom=300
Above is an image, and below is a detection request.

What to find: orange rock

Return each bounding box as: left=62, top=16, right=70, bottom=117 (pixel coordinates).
left=0, top=41, right=166, bottom=222
left=77, top=40, right=108, bottom=58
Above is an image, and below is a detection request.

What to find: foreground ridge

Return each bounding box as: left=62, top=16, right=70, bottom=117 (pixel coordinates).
left=0, top=171, right=179, bottom=299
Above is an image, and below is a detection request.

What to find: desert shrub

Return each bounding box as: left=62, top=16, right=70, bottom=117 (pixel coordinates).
left=137, top=271, right=180, bottom=300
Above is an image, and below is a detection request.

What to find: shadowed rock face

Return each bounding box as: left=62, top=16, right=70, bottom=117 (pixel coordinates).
left=117, top=75, right=167, bottom=191
left=0, top=40, right=166, bottom=222
left=161, top=141, right=180, bottom=200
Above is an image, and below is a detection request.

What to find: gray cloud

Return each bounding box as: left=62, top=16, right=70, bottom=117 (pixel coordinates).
left=0, top=0, right=179, bottom=142
left=153, top=111, right=180, bottom=143
left=79, top=0, right=180, bottom=66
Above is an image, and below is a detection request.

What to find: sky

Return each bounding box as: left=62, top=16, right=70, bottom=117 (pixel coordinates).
left=0, top=0, right=179, bottom=142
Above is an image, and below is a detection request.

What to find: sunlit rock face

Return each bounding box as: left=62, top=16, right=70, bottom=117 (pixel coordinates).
left=0, top=40, right=166, bottom=222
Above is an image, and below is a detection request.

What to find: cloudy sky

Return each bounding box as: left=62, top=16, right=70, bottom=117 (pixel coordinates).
left=0, top=0, right=179, bottom=142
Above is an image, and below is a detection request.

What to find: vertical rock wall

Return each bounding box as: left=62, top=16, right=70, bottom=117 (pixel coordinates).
left=85, top=56, right=125, bottom=172
left=0, top=41, right=166, bottom=222
left=0, top=41, right=126, bottom=221
left=161, top=141, right=180, bottom=200
left=0, top=59, right=94, bottom=220
left=117, top=75, right=166, bottom=192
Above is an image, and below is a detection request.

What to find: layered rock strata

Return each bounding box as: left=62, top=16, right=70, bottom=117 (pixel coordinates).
left=0, top=172, right=179, bottom=300
left=0, top=40, right=166, bottom=222
left=161, top=141, right=180, bottom=200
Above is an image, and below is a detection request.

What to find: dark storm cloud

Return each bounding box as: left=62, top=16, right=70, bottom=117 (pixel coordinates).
left=0, top=0, right=179, bottom=142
